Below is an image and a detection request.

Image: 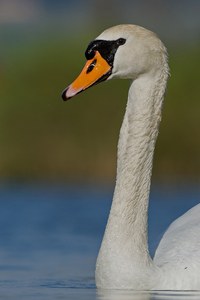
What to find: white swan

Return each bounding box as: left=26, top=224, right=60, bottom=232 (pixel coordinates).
left=62, top=24, right=200, bottom=290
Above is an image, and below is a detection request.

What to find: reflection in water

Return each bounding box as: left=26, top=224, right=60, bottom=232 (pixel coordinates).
left=97, top=289, right=151, bottom=300
left=97, top=290, right=200, bottom=300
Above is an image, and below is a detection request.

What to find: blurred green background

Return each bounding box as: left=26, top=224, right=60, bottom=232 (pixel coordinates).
left=0, top=0, right=200, bottom=183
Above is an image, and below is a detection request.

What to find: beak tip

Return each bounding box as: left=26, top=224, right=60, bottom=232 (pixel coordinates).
left=62, top=85, right=81, bottom=101
left=62, top=88, right=71, bottom=101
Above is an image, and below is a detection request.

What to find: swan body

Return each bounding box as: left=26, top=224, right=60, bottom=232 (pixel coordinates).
left=62, top=24, right=200, bottom=290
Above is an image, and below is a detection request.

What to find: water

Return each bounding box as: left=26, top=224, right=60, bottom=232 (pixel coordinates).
left=0, top=182, right=199, bottom=299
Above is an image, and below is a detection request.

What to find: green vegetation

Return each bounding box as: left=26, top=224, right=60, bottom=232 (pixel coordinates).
left=0, top=33, right=200, bottom=182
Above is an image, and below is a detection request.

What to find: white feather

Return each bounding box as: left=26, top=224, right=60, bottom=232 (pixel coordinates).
left=82, top=24, right=199, bottom=290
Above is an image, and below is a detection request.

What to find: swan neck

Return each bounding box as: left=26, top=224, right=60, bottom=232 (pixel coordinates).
left=96, top=67, right=168, bottom=289
left=113, top=74, right=164, bottom=251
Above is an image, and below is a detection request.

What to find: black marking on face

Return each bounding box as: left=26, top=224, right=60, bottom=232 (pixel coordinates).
left=85, top=38, right=126, bottom=66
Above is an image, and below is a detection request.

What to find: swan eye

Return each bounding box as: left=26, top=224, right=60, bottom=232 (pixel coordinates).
left=86, top=59, right=97, bottom=74
left=117, top=38, right=126, bottom=46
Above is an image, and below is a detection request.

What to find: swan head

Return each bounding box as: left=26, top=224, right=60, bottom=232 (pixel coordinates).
left=62, top=24, right=167, bottom=100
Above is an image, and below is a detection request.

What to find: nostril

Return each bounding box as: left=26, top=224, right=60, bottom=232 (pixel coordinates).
left=86, top=59, right=97, bottom=74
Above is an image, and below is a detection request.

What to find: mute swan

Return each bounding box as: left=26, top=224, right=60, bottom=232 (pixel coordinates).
left=62, top=25, right=200, bottom=290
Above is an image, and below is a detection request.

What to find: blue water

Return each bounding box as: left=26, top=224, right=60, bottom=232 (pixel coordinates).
left=0, top=182, right=199, bottom=299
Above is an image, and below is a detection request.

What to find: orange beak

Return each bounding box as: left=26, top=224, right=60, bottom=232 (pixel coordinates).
left=62, top=51, right=111, bottom=100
